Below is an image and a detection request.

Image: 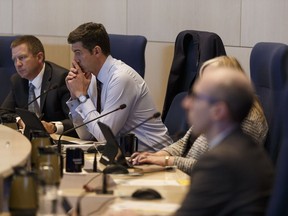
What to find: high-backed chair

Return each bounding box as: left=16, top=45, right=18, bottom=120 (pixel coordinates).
left=164, top=92, right=189, bottom=141
left=266, top=86, right=288, bottom=216
left=250, top=42, right=288, bottom=163
left=0, top=36, right=19, bottom=105
left=162, top=30, right=226, bottom=120
left=108, top=34, right=147, bottom=78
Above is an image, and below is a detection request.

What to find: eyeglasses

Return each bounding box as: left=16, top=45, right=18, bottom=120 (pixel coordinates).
left=189, top=91, right=219, bottom=104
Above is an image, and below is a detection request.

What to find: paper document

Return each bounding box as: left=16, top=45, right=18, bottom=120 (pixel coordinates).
left=109, top=201, right=180, bottom=214
left=114, top=179, right=180, bottom=186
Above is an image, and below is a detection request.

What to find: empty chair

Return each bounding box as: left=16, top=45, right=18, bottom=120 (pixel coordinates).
left=164, top=92, right=189, bottom=141
left=109, top=34, right=147, bottom=78
left=266, top=86, right=288, bottom=216
left=162, top=30, right=226, bottom=120
left=250, top=42, right=288, bottom=163
left=0, top=36, right=19, bottom=105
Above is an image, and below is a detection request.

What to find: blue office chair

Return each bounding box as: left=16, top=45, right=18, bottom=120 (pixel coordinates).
left=164, top=92, right=189, bottom=141
left=0, top=35, right=19, bottom=67
left=250, top=42, right=288, bottom=163
left=162, top=30, right=226, bottom=120
left=0, top=36, right=19, bottom=105
left=266, top=86, right=288, bottom=216
left=108, top=34, right=147, bottom=78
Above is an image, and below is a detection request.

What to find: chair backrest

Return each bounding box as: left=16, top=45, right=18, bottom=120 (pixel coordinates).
left=108, top=34, right=147, bottom=78
left=164, top=92, right=189, bottom=141
left=162, top=30, right=226, bottom=120
left=266, top=86, right=288, bottom=216
left=0, top=36, right=19, bottom=105
left=0, top=35, right=19, bottom=67
left=250, top=42, right=288, bottom=163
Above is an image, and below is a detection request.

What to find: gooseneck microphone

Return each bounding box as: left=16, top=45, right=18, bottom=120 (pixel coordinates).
left=118, top=112, right=161, bottom=137
left=23, top=85, right=58, bottom=109
left=57, top=103, right=127, bottom=153
left=98, top=112, right=161, bottom=167
left=57, top=104, right=126, bottom=177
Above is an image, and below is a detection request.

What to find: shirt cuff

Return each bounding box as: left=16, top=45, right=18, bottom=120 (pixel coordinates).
left=75, top=98, right=96, bottom=119
left=52, top=121, right=64, bottom=134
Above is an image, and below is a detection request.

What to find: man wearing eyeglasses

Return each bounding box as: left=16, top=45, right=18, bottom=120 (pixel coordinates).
left=175, top=67, right=274, bottom=216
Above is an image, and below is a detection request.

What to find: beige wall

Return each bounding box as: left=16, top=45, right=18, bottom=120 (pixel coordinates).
left=1, top=0, right=288, bottom=111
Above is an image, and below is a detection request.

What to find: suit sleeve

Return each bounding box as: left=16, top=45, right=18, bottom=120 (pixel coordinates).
left=175, top=154, right=235, bottom=216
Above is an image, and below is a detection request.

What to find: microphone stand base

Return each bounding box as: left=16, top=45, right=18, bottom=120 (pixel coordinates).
left=95, top=189, right=113, bottom=195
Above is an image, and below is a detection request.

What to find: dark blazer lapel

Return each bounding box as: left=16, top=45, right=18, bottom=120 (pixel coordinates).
left=20, top=78, right=29, bottom=108
left=40, top=62, right=52, bottom=112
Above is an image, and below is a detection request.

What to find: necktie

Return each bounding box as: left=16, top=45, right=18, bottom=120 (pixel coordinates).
left=97, top=78, right=102, bottom=113
left=28, top=83, right=40, bottom=117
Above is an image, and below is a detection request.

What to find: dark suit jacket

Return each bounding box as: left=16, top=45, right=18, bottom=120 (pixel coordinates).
left=1, top=61, right=75, bottom=135
left=162, top=30, right=226, bottom=120
left=175, top=127, right=274, bottom=216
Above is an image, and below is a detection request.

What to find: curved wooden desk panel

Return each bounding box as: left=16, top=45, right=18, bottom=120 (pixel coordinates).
left=0, top=125, right=31, bottom=177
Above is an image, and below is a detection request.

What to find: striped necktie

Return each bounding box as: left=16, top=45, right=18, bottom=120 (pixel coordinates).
left=28, top=83, right=41, bottom=117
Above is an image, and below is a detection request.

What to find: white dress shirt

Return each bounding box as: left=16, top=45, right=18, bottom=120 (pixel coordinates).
left=67, top=55, right=172, bottom=151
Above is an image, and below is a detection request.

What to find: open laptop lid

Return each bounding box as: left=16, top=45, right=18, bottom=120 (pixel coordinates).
left=15, top=108, right=46, bottom=138
left=98, top=121, right=128, bottom=167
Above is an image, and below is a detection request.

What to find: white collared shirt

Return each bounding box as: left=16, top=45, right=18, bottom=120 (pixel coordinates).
left=67, top=55, right=172, bottom=151
left=29, top=63, right=45, bottom=107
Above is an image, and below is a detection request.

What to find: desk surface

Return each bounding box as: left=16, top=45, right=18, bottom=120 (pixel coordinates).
left=60, top=154, right=190, bottom=215
left=0, top=125, right=31, bottom=177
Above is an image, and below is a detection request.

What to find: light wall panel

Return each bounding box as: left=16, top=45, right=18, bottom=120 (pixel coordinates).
left=144, top=42, right=174, bottom=111
left=0, top=0, right=13, bottom=34
left=242, top=0, right=288, bottom=46
left=127, top=0, right=241, bottom=46
left=12, top=0, right=127, bottom=36
left=225, top=46, right=252, bottom=77
left=38, top=36, right=71, bottom=70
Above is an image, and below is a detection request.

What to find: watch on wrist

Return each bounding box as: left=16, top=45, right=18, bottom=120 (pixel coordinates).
left=77, top=94, right=89, bottom=103
left=164, top=156, right=170, bottom=167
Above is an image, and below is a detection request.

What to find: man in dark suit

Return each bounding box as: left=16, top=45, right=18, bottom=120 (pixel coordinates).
left=175, top=66, right=274, bottom=215
left=1, top=35, right=74, bottom=135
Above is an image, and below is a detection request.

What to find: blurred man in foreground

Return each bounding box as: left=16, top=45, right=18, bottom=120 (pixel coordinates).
left=175, top=65, right=274, bottom=215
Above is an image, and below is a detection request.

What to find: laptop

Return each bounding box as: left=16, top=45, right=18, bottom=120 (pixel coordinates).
left=98, top=121, right=133, bottom=168
left=15, top=108, right=46, bottom=138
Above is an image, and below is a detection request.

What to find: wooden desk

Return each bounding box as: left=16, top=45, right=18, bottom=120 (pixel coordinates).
left=0, top=125, right=31, bottom=212
left=60, top=154, right=190, bottom=215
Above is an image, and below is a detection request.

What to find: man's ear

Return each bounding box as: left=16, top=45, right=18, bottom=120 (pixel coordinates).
left=211, top=101, right=228, bottom=121
left=36, top=52, right=44, bottom=63
left=93, top=46, right=102, bottom=55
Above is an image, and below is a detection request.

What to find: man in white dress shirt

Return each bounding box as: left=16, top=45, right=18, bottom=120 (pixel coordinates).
left=65, top=22, right=172, bottom=151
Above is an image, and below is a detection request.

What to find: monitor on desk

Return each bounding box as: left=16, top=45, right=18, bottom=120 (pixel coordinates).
left=15, top=108, right=46, bottom=138
left=98, top=121, right=132, bottom=168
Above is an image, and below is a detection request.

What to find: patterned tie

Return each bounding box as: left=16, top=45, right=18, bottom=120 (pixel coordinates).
left=97, top=78, right=102, bottom=113
left=28, top=83, right=40, bottom=117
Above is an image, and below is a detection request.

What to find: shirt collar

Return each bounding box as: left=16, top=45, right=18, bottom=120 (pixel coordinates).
left=30, top=63, right=45, bottom=90
left=97, top=55, right=114, bottom=84
left=208, top=124, right=238, bottom=149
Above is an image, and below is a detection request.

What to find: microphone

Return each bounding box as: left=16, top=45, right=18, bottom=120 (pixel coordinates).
left=118, top=112, right=161, bottom=137
left=23, top=85, right=58, bottom=109
left=57, top=104, right=126, bottom=176
left=57, top=103, right=127, bottom=152
left=98, top=112, right=161, bottom=166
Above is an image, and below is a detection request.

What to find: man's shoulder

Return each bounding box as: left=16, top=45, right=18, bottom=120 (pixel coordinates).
left=45, top=61, right=69, bottom=74
left=10, top=72, right=23, bottom=84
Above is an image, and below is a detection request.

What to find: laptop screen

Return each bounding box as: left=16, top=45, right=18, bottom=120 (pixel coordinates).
left=15, top=108, right=46, bottom=138
left=98, top=121, right=127, bottom=167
